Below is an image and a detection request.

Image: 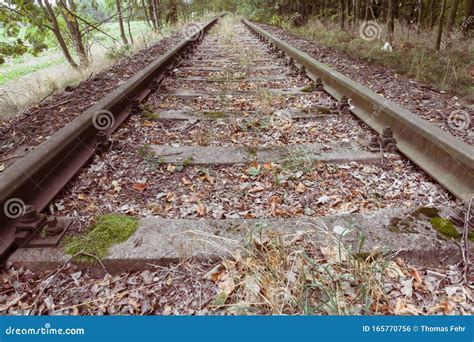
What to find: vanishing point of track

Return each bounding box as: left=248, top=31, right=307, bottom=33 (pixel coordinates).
left=0, top=15, right=472, bottom=267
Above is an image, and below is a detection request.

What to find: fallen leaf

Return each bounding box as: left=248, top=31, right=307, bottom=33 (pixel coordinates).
left=195, top=203, right=207, bottom=216
left=296, top=182, right=306, bottom=193
left=77, top=194, right=88, bottom=201
left=132, top=183, right=147, bottom=192
left=248, top=186, right=264, bottom=193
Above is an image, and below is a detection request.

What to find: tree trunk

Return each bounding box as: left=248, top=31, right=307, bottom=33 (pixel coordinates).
left=430, top=0, right=439, bottom=28
left=127, top=4, right=134, bottom=45
left=141, top=0, right=151, bottom=27
left=447, top=0, right=460, bottom=31
left=151, top=0, right=160, bottom=30
left=387, top=0, right=394, bottom=42
left=462, top=0, right=474, bottom=37
left=59, top=0, right=88, bottom=67
left=115, top=0, right=128, bottom=46
left=435, top=0, right=447, bottom=50
left=340, top=0, right=346, bottom=30
left=416, top=0, right=422, bottom=35
left=38, top=0, right=78, bottom=69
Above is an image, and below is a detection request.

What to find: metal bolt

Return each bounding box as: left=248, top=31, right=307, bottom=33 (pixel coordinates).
left=299, top=65, right=306, bottom=76
left=45, top=217, right=62, bottom=236
left=314, top=77, right=324, bottom=90
left=20, top=206, right=38, bottom=223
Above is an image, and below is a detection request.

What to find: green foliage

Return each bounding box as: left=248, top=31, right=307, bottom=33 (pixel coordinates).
left=0, top=0, right=49, bottom=63
left=105, top=44, right=132, bottom=61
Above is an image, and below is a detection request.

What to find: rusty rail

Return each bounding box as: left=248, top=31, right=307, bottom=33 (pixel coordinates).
left=242, top=19, right=474, bottom=202
left=0, top=16, right=222, bottom=264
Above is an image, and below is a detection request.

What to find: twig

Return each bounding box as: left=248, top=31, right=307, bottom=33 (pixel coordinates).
left=461, top=197, right=473, bottom=284
left=28, top=252, right=79, bottom=315
left=77, top=251, right=110, bottom=274
left=0, top=154, right=27, bottom=163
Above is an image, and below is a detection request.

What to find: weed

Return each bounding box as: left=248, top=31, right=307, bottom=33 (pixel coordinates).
left=105, top=44, right=132, bottom=61
left=280, top=147, right=314, bottom=175
left=138, top=144, right=165, bottom=168
left=140, top=103, right=160, bottom=120
left=210, top=221, right=392, bottom=315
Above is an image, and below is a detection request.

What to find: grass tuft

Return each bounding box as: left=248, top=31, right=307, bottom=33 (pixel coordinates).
left=209, top=222, right=392, bottom=315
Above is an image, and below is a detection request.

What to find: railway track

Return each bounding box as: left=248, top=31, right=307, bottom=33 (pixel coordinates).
left=1, top=15, right=473, bottom=269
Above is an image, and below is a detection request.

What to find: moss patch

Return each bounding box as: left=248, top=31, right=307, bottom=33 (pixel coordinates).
left=245, top=146, right=258, bottom=156
left=413, top=207, right=439, bottom=219
left=64, top=214, right=139, bottom=261
left=202, top=111, right=227, bottom=118
left=430, top=217, right=460, bottom=239
left=469, top=232, right=474, bottom=242
left=300, top=85, right=314, bottom=93
left=316, top=106, right=332, bottom=114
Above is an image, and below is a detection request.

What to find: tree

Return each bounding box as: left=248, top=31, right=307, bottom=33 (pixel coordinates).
left=115, top=0, right=129, bottom=45
left=0, top=0, right=48, bottom=64
left=38, top=0, right=79, bottom=69
left=447, top=0, right=460, bottom=31
left=435, top=0, right=447, bottom=50
left=59, top=0, right=89, bottom=67
left=387, top=0, right=395, bottom=42
left=463, top=0, right=474, bottom=36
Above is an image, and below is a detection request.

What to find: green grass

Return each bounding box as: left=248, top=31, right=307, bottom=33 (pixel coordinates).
left=64, top=214, right=139, bottom=261
left=267, top=17, right=474, bottom=98
left=0, top=57, right=63, bottom=85
left=0, top=21, right=154, bottom=85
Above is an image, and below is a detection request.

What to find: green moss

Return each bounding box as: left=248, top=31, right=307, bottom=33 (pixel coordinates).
left=413, top=207, right=439, bottom=219
left=246, top=146, right=258, bottom=156
left=202, top=111, right=227, bottom=118
left=143, top=112, right=161, bottom=120
left=137, top=144, right=152, bottom=157
left=300, top=85, right=314, bottom=93
left=316, top=106, right=332, bottom=114
left=64, top=214, right=139, bottom=261
left=430, top=217, right=460, bottom=239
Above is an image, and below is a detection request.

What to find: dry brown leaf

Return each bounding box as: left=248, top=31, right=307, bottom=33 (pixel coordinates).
left=181, top=177, right=192, bottom=185
left=248, top=186, right=265, bottom=193
left=195, top=203, right=207, bottom=216
left=132, top=183, right=147, bottom=192
left=296, top=182, right=306, bottom=193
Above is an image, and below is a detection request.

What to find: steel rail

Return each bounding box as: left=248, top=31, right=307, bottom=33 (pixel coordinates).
left=242, top=19, right=473, bottom=202
left=0, top=16, right=222, bottom=264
